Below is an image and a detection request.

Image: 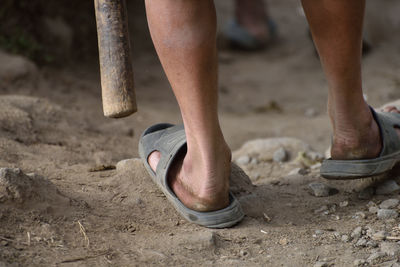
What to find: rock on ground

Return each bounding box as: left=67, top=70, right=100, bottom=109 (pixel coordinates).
left=379, top=199, right=400, bottom=209
left=232, top=137, right=313, bottom=163
left=0, top=50, right=38, bottom=87
left=375, top=180, right=400, bottom=195
left=0, top=168, right=68, bottom=208
left=308, top=182, right=338, bottom=197
left=377, top=209, right=399, bottom=220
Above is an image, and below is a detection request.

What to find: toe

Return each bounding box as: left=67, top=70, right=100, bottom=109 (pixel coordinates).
left=148, top=151, right=161, bottom=172
left=382, top=106, right=400, bottom=113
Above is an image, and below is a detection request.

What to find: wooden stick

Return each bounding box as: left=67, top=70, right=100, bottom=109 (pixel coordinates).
left=94, top=0, right=137, bottom=118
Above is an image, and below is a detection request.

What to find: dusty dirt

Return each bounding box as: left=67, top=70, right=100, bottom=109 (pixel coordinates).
left=1, top=1, right=400, bottom=266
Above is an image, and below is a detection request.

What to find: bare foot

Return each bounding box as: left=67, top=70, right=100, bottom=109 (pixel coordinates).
left=147, top=143, right=231, bottom=212
left=236, top=0, right=271, bottom=43
left=331, top=106, right=400, bottom=160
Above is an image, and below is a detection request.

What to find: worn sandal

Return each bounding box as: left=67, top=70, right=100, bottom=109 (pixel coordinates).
left=138, top=123, right=244, bottom=228
left=321, top=108, right=400, bottom=179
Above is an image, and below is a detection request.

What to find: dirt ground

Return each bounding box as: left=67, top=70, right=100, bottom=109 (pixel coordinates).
left=1, top=1, right=400, bottom=266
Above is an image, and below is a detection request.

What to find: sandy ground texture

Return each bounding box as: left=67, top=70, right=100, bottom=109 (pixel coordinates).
left=1, top=0, right=400, bottom=266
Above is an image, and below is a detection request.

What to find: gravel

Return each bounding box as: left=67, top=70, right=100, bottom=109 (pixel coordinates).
left=308, top=182, right=338, bottom=197
left=377, top=209, right=399, bottom=220
left=273, top=147, right=288, bottom=162
left=375, top=180, right=400, bottom=195
left=236, top=155, right=251, bottom=165
left=379, top=199, right=400, bottom=209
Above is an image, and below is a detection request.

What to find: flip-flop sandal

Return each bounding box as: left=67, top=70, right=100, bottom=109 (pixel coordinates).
left=138, top=123, right=244, bottom=228
left=321, top=108, right=400, bottom=180
left=224, top=19, right=277, bottom=51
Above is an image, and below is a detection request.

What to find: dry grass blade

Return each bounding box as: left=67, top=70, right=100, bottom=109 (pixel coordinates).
left=78, top=221, right=90, bottom=248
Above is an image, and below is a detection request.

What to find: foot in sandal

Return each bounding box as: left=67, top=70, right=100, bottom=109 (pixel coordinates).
left=321, top=105, right=400, bottom=179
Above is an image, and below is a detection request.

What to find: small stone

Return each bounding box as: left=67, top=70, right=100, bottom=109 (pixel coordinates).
left=184, top=231, right=217, bottom=250
left=351, top=227, right=363, bottom=239
left=380, top=242, right=400, bottom=256
left=250, top=158, right=259, bottom=165
left=236, top=155, right=251, bottom=165
left=355, top=237, right=368, bottom=247
left=339, top=201, right=349, bottom=207
left=377, top=209, right=399, bottom=220
left=288, top=167, right=308, bottom=176
left=358, top=187, right=374, bottom=200
left=116, top=158, right=139, bottom=173
left=341, top=235, right=350, bottom=242
left=369, top=206, right=379, bottom=214
left=366, top=252, right=385, bottom=264
left=314, top=205, right=329, bottom=213
left=354, top=211, right=366, bottom=219
left=353, top=259, right=366, bottom=266
left=379, top=199, right=400, bottom=209
left=315, top=230, right=324, bottom=235
left=366, top=240, right=378, bottom=248
left=313, top=262, right=328, bottom=267
left=305, top=108, right=318, bottom=118
left=310, top=163, right=322, bottom=170
left=273, top=147, right=288, bottom=163
left=279, top=238, right=288, bottom=246
left=375, top=180, right=400, bottom=195
left=239, top=250, right=248, bottom=257
left=372, top=231, right=387, bottom=241
left=308, top=182, right=338, bottom=197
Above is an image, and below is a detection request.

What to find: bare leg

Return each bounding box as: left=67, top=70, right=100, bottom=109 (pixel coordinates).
left=235, top=0, right=271, bottom=42
left=301, top=0, right=400, bottom=160
left=145, top=0, right=230, bottom=211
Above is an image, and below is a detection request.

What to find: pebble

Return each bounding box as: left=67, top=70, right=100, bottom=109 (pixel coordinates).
left=369, top=206, right=379, bottom=214
left=366, top=252, right=385, bottom=264
left=379, top=199, right=400, bottom=209
left=236, top=155, right=251, bottom=165
left=341, top=235, right=350, bottom=242
left=185, top=231, right=217, bottom=250
left=315, top=230, right=324, bottom=236
left=273, top=147, right=288, bottom=162
left=354, top=211, right=366, bottom=219
left=288, top=167, right=308, bottom=176
left=366, top=240, right=378, bottom=248
left=308, top=182, right=338, bottom=197
left=355, top=237, right=368, bottom=247
left=375, top=180, right=400, bottom=195
left=339, top=201, right=349, bottom=207
left=314, top=205, right=329, bottom=213
left=313, top=262, right=328, bottom=267
left=279, top=238, right=288, bottom=246
left=358, top=187, right=374, bottom=200
left=305, top=108, right=318, bottom=118
left=250, top=158, right=259, bottom=165
left=372, top=231, right=387, bottom=241
left=380, top=242, right=400, bottom=256
left=239, top=250, right=248, bottom=257
left=377, top=209, right=399, bottom=220
left=351, top=226, right=363, bottom=239
left=353, top=259, right=366, bottom=266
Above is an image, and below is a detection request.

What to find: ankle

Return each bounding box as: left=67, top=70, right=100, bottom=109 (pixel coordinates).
left=331, top=112, right=381, bottom=160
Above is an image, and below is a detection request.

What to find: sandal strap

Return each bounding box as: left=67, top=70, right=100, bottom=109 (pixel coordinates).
left=140, top=124, right=186, bottom=188
left=373, top=109, right=400, bottom=156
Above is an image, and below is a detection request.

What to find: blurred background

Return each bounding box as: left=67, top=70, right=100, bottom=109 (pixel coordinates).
left=0, top=0, right=399, bottom=152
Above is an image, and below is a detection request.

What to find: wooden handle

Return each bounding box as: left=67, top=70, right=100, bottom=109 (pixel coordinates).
left=94, top=0, right=137, bottom=118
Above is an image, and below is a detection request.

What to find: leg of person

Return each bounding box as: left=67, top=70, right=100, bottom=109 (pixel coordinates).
left=301, top=0, right=400, bottom=177
left=144, top=0, right=231, bottom=212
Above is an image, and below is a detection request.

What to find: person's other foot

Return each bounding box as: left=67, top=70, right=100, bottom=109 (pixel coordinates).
left=147, top=142, right=231, bottom=212
left=331, top=106, right=400, bottom=160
